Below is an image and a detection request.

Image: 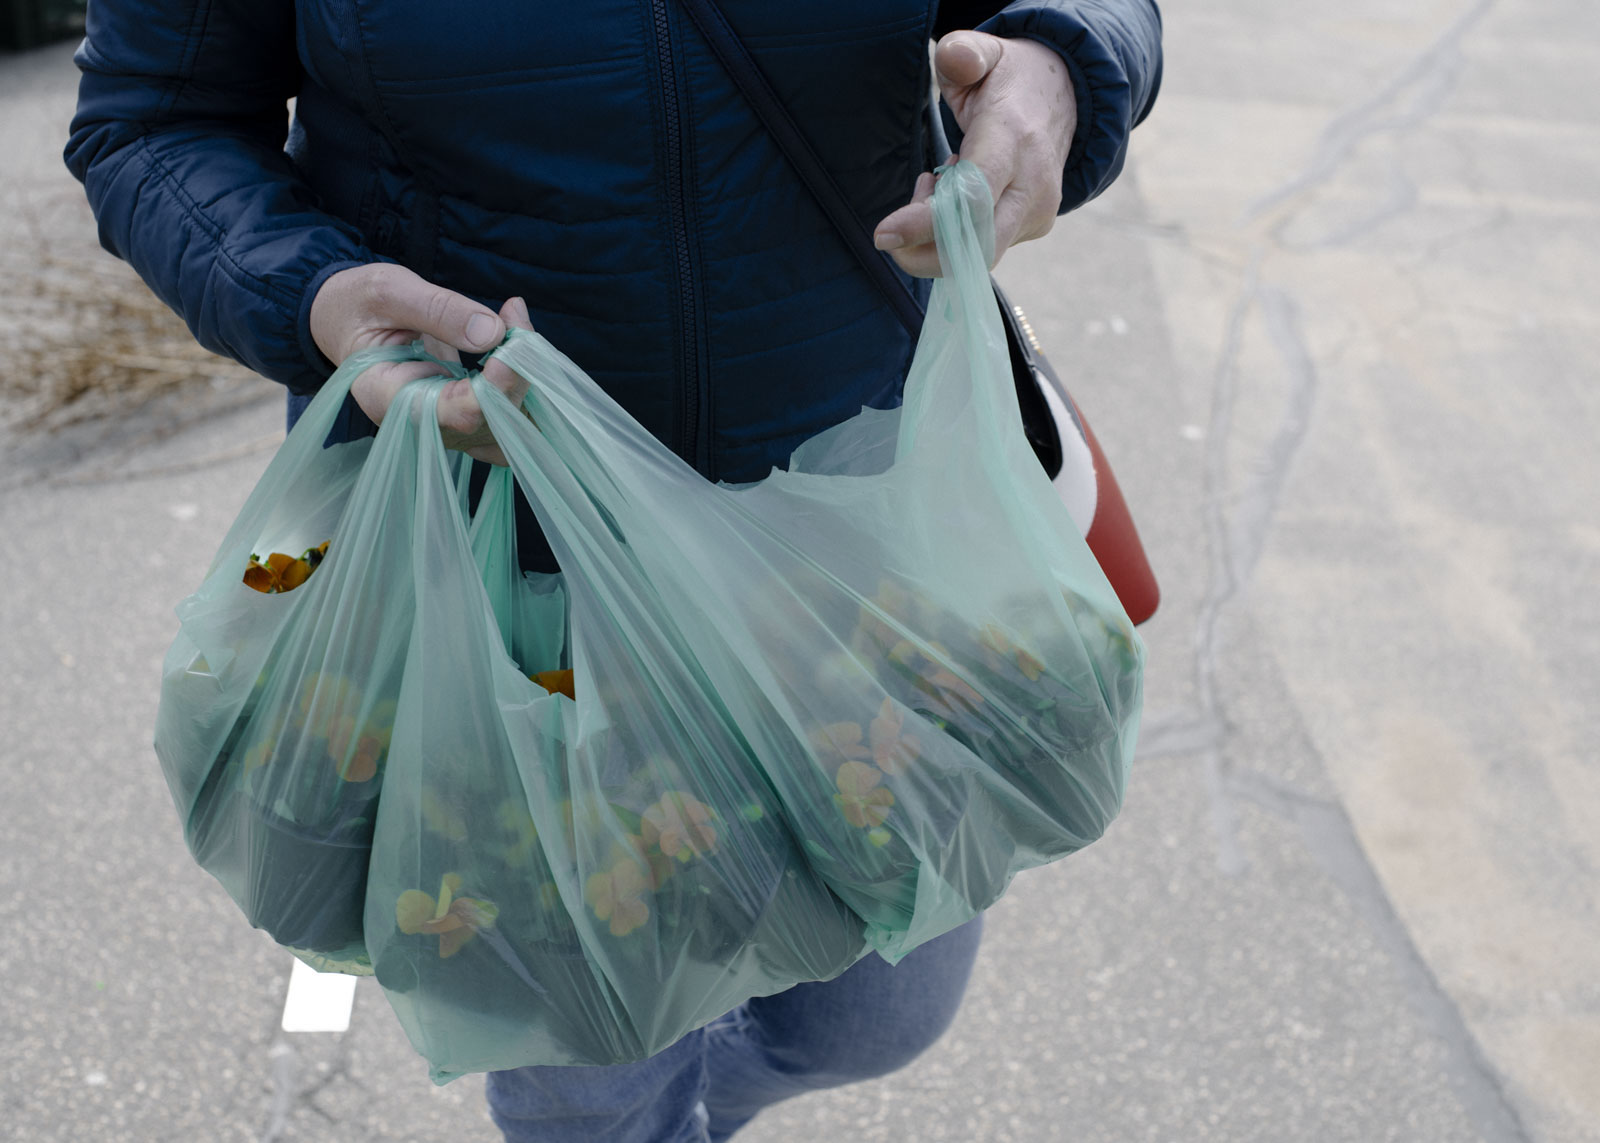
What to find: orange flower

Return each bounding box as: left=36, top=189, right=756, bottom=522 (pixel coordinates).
left=242, top=542, right=329, bottom=594
left=321, top=698, right=391, bottom=783
left=977, top=623, right=1016, bottom=658
left=276, top=556, right=312, bottom=591
left=296, top=674, right=361, bottom=732
left=979, top=622, right=1048, bottom=682
left=1015, top=648, right=1046, bottom=682
left=809, top=721, right=871, bottom=763
left=887, top=640, right=921, bottom=669
left=336, top=734, right=384, bottom=782
left=242, top=561, right=277, bottom=593
left=868, top=699, right=920, bottom=776
left=834, top=760, right=894, bottom=829
left=914, top=667, right=984, bottom=714
left=977, top=623, right=1015, bottom=673
left=395, top=873, right=499, bottom=958
left=584, top=856, right=651, bottom=937
left=641, top=792, right=717, bottom=862
left=531, top=669, right=575, bottom=699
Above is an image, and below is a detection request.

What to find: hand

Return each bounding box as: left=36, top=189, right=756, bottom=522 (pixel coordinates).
left=872, top=31, right=1077, bottom=277
left=308, top=263, right=534, bottom=465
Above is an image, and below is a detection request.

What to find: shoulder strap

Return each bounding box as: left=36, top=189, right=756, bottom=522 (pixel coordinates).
left=673, top=0, right=926, bottom=337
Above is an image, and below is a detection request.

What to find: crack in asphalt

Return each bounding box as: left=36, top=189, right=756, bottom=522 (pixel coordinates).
left=260, top=1038, right=297, bottom=1143
left=1131, top=3, right=1536, bottom=1137
left=1176, top=264, right=1319, bottom=880
left=1243, top=0, right=1498, bottom=232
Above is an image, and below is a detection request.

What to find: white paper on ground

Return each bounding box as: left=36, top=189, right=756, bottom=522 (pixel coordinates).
left=281, top=956, right=358, bottom=1033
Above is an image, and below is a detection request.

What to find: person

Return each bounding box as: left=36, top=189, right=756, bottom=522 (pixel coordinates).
left=66, top=2, right=1162, bottom=1139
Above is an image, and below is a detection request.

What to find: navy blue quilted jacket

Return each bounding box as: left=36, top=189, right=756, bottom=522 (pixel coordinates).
left=65, top=1, right=1161, bottom=482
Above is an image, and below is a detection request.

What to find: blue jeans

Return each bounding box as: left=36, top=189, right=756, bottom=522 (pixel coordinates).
left=484, top=916, right=984, bottom=1143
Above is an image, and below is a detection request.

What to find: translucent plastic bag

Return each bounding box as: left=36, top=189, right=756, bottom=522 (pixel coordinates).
left=473, top=162, right=1144, bottom=963
left=159, top=161, right=1141, bottom=1083
left=155, top=345, right=459, bottom=973
left=364, top=385, right=868, bottom=1077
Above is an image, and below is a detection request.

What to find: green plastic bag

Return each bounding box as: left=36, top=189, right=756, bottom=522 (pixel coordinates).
left=473, top=161, right=1143, bottom=962
left=157, top=161, right=1141, bottom=1082
left=364, top=384, right=868, bottom=1077
left=356, top=162, right=1141, bottom=1078
left=154, top=345, right=457, bottom=973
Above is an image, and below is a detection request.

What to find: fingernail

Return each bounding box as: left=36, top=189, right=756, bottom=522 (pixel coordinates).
left=467, top=313, right=499, bottom=348
left=874, top=232, right=904, bottom=251
left=513, top=296, right=531, bottom=325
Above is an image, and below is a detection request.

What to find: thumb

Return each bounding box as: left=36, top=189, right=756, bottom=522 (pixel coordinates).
left=934, top=30, right=1004, bottom=91
left=369, top=264, right=505, bottom=354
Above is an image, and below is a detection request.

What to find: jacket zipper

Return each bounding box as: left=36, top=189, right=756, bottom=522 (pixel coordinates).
left=650, top=0, right=711, bottom=476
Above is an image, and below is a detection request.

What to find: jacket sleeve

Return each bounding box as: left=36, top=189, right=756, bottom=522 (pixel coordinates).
left=935, top=0, right=1164, bottom=213
left=62, top=0, right=377, bottom=394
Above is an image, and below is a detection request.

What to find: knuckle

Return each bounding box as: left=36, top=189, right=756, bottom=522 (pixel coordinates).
left=424, top=289, right=455, bottom=334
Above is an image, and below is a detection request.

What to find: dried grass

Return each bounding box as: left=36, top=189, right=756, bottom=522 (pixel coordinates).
left=0, top=188, right=260, bottom=436
left=1, top=253, right=258, bottom=433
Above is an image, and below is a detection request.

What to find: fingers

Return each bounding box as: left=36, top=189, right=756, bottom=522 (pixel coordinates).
left=309, top=262, right=507, bottom=373
left=419, top=333, right=461, bottom=365
left=436, top=296, right=533, bottom=466
left=479, top=296, right=534, bottom=406
left=874, top=169, right=943, bottom=278
left=934, top=30, right=1003, bottom=92
left=924, top=34, right=1073, bottom=269
left=348, top=357, right=451, bottom=428
left=361, top=264, right=505, bottom=354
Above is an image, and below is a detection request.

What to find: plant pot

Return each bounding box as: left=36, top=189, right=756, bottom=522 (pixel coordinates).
left=241, top=798, right=374, bottom=954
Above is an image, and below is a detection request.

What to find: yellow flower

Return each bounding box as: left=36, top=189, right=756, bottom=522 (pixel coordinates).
left=834, top=760, right=895, bottom=829
left=326, top=713, right=387, bottom=783
left=1015, top=648, right=1045, bottom=682
left=242, top=737, right=273, bottom=775
left=977, top=623, right=1016, bottom=658
left=887, top=640, right=921, bottom=669
left=583, top=856, right=651, bottom=937
left=641, top=792, right=718, bottom=862
left=295, top=674, right=361, bottom=735
left=809, top=721, right=871, bottom=763
left=421, top=790, right=470, bottom=842
left=497, top=801, right=540, bottom=863
left=395, top=873, right=499, bottom=958
left=242, top=541, right=329, bottom=594
left=913, top=667, right=984, bottom=714
left=868, top=698, right=920, bottom=777
left=979, top=622, right=1048, bottom=682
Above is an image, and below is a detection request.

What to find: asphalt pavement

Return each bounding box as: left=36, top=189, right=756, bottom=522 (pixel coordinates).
left=2, top=2, right=1595, bottom=1140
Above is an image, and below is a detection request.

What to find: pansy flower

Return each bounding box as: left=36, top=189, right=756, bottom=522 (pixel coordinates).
left=325, top=712, right=388, bottom=783
left=583, top=855, right=650, bottom=937
left=868, top=698, right=921, bottom=776
left=395, top=873, right=499, bottom=958
left=243, top=541, right=329, bottom=594
left=834, top=760, right=895, bottom=829
left=1015, top=647, right=1046, bottom=682
left=889, top=640, right=984, bottom=714
left=640, top=791, right=717, bottom=862
left=808, top=720, right=871, bottom=764
left=531, top=669, right=575, bottom=700
left=421, top=789, right=470, bottom=842
left=979, top=621, right=1048, bottom=683
left=497, top=801, right=541, bottom=864
left=914, top=666, right=985, bottom=715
